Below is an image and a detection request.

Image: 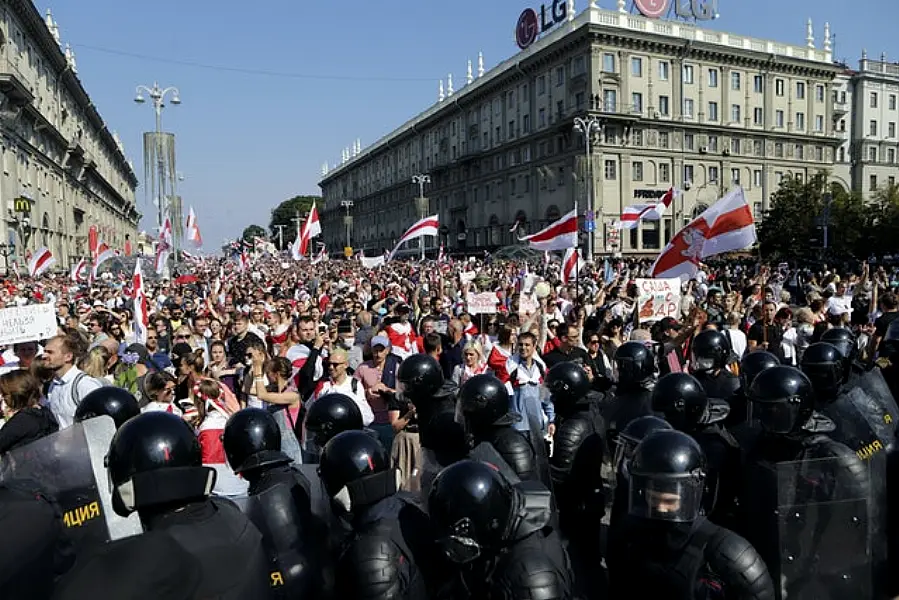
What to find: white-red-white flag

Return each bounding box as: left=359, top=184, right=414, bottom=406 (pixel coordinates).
left=28, top=247, right=55, bottom=278
left=185, top=206, right=203, bottom=247
left=437, top=244, right=446, bottom=263
left=290, top=233, right=302, bottom=261
left=132, top=259, right=149, bottom=344
left=70, top=257, right=88, bottom=283
left=155, top=218, right=173, bottom=275
left=299, top=201, right=322, bottom=255
left=616, top=187, right=677, bottom=230
left=561, top=248, right=584, bottom=285
left=388, top=214, right=439, bottom=261
left=519, top=209, right=578, bottom=251
left=650, top=187, right=756, bottom=280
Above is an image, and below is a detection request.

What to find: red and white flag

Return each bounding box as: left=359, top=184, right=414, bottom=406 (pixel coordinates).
left=437, top=244, right=446, bottom=263
left=27, top=247, right=55, bottom=278
left=92, top=239, right=120, bottom=280
left=561, top=247, right=584, bottom=285
left=650, top=187, right=756, bottom=280
left=519, top=209, right=578, bottom=251
left=155, top=217, right=173, bottom=276
left=290, top=233, right=303, bottom=261
left=132, top=259, right=149, bottom=344
left=299, top=201, right=322, bottom=256
left=311, top=245, right=328, bottom=265
left=616, top=187, right=677, bottom=230
left=70, top=258, right=88, bottom=283
left=185, top=206, right=203, bottom=247
left=388, top=214, right=439, bottom=261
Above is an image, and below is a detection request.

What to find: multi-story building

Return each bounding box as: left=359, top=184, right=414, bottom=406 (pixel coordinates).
left=830, top=70, right=853, bottom=191
left=319, top=4, right=843, bottom=256
left=0, top=4, right=139, bottom=268
left=849, top=52, right=899, bottom=199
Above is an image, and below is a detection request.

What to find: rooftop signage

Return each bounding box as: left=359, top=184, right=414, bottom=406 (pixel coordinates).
left=515, top=0, right=569, bottom=50
left=634, top=0, right=719, bottom=21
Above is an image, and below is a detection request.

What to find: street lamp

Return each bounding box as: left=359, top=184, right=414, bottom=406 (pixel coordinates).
left=411, top=174, right=431, bottom=260
left=341, top=200, right=354, bottom=253
left=134, top=82, right=181, bottom=246
left=573, top=116, right=603, bottom=259
left=0, top=243, right=13, bottom=276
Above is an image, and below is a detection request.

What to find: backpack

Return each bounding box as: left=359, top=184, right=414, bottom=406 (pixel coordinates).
left=70, top=372, right=105, bottom=407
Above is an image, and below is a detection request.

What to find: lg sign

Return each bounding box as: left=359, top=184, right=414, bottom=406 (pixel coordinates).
left=515, top=0, right=568, bottom=50
left=634, top=0, right=719, bottom=21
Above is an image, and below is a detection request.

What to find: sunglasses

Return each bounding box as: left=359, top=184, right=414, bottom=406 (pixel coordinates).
left=328, top=362, right=347, bottom=368
left=175, top=334, right=189, bottom=339
left=588, top=339, right=600, bottom=344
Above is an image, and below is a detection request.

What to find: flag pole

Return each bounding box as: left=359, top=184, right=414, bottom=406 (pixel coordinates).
left=574, top=200, right=580, bottom=315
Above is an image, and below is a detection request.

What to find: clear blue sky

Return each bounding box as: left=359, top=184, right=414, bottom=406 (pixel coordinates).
left=36, top=0, right=897, bottom=248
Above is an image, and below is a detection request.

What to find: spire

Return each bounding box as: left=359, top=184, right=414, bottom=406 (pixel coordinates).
left=447, top=74, right=454, bottom=96
left=438, top=80, right=445, bottom=102
left=568, top=0, right=575, bottom=21
left=862, top=48, right=868, bottom=60
left=467, top=59, right=473, bottom=84
left=590, top=0, right=598, bottom=7
left=45, top=9, right=60, bottom=45
left=341, top=148, right=348, bottom=163
left=883, top=52, right=888, bottom=63
left=617, top=0, right=626, bottom=12
left=824, top=22, right=832, bottom=52
left=355, top=138, right=362, bottom=155
left=806, top=18, right=814, bottom=49
left=64, top=43, right=77, bottom=74
left=322, top=163, right=329, bottom=176
left=478, top=52, right=485, bottom=77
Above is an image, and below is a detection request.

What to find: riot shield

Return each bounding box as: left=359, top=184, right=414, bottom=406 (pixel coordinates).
left=853, top=368, right=899, bottom=442
left=0, top=417, right=142, bottom=552
left=525, top=407, right=555, bottom=493
left=246, top=483, right=322, bottom=598
left=745, top=457, right=872, bottom=600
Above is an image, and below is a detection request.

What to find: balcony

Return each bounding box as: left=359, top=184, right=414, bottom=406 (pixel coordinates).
left=0, top=58, right=33, bottom=119
left=832, top=97, right=849, bottom=116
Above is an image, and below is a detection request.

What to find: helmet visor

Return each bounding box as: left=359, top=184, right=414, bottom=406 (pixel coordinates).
left=751, top=399, right=801, bottom=434
left=628, top=472, right=703, bottom=522
left=802, top=363, right=843, bottom=394
left=437, top=535, right=482, bottom=564
left=691, top=355, right=716, bottom=373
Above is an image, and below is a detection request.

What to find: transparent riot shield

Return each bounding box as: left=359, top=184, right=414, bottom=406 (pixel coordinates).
left=525, top=407, right=555, bottom=493
left=746, top=457, right=872, bottom=600
left=853, top=369, right=899, bottom=442
left=0, top=417, right=142, bottom=552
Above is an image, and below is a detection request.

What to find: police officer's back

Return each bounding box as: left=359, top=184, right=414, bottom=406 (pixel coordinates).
left=604, top=342, right=656, bottom=446
left=304, top=392, right=366, bottom=463
left=106, top=411, right=270, bottom=599
left=428, top=460, right=573, bottom=600
left=319, top=430, right=432, bottom=600
left=729, top=351, right=781, bottom=429
left=611, top=430, right=775, bottom=600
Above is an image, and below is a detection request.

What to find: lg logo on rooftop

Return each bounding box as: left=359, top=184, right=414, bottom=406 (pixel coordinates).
left=634, top=0, right=719, bottom=21
left=515, top=0, right=569, bottom=50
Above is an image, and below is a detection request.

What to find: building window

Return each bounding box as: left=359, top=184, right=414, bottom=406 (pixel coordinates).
left=575, top=92, right=585, bottom=109
left=683, top=98, right=694, bottom=118
left=731, top=168, right=740, bottom=184
left=683, top=64, right=694, bottom=84
left=508, top=92, right=515, bottom=108
left=660, top=163, right=670, bottom=182
left=632, top=129, right=644, bottom=146
left=871, top=92, right=879, bottom=108
left=795, top=112, right=805, bottom=131
left=522, top=83, right=529, bottom=98
left=795, top=144, right=804, bottom=160
left=684, top=164, right=694, bottom=183
left=632, top=57, right=643, bottom=77
left=870, top=120, right=878, bottom=136
left=509, top=120, right=515, bottom=138
left=816, top=85, right=825, bottom=102
left=890, top=122, right=896, bottom=138
left=523, top=114, right=530, bottom=133
left=659, top=61, right=669, bottom=81
left=708, top=101, right=719, bottom=121
left=685, top=133, right=695, bottom=150
left=838, top=147, right=845, bottom=162
left=754, top=75, right=764, bottom=93
left=776, top=110, right=784, bottom=128
left=572, top=56, right=585, bottom=76
left=604, top=159, right=617, bottom=180
left=796, top=82, right=805, bottom=99
left=731, top=104, right=741, bottom=123
left=891, top=176, right=897, bottom=187
left=659, top=131, right=670, bottom=148
left=632, top=161, right=644, bottom=181
left=775, top=79, right=785, bottom=96
left=556, top=66, right=565, bottom=86
left=871, top=174, right=878, bottom=191
left=604, top=89, right=617, bottom=112
left=753, top=169, right=762, bottom=187
left=708, top=166, right=719, bottom=182
left=539, top=108, right=546, bottom=127
left=603, top=53, right=615, bottom=73
left=731, top=138, right=740, bottom=154
left=870, top=147, right=878, bottom=162
left=890, top=148, right=896, bottom=163
left=774, top=142, right=784, bottom=157
left=659, top=95, right=670, bottom=116
left=632, top=92, right=643, bottom=114
left=815, top=115, right=824, bottom=132
left=538, top=76, right=546, bottom=95
left=753, top=107, right=763, bottom=126
left=731, top=71, right=741, bottom=90
left=891, top=94, right=897, bottom=110
left=776, top=171, right=784, bottom=183
left=708, top=68, right=718, bottom=87
left=708, top=135, right=718, bottom=152
left=815, top=146, right=823, bottom=161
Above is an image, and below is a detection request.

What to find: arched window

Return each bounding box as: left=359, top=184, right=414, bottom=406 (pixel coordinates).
left=488, top=215, right=501, bottom=247
left=41, top=212, right=50, bottom=248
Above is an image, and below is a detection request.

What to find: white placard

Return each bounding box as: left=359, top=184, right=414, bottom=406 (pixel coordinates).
left=467, top=292, right=498, bottom=315
left=459, top=271, right=476, bottom=285
left=519, top=294, right=539, bottom=316
left=636, top=278, right=682, bottom=322
left=0, top=303, right=58, bottom=346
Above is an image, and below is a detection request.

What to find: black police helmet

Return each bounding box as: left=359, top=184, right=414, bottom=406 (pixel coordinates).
left=740, top=350, right=780, bottom=390
left=748, top=365, right=814, bottom=434
left=458, top=374, right=517, bottom=431
left=222, top=408, right=289, bottom=474
left=690, top=329, right=731, bottom=373
left=428, top=460, right=515, bottom=563
left=305, top=393, right=363, bottom=447
left=74, top=387, right=140, bottom=429
left=107, top=412, right=215, bottom=517
left=397, top=353, right=444, bottom=401
left=545, top=361, right=590, bottom=409
left=628, top=430, right=706, bottom=522
left=318, top=430, right=391, bottom=505
left=614, top=341, right=655, bottom=385
left=800, top=342, right=846, bottom=398
left=614, top=415, right=673, bottom=472
left=651, top=372, right=709, bottom=432
left=820, top=327, right=857, bottom=363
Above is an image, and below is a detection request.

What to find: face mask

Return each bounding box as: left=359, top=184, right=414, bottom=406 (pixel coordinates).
left=343, top=337, right=355, bottom=348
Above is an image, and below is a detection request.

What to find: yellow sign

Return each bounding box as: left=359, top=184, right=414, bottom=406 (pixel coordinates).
left=13, top=197, right=31, bottom=213
left=344, top=246, right=353, bottom=257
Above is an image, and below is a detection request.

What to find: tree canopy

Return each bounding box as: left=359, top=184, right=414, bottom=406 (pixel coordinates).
left=269, top=195, right=320, bottom=248
left=241, top=224, right=267, bottom=244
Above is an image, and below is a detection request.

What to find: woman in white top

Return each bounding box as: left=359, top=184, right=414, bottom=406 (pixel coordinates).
left=451, top=341, right=490, bottom=386
left=141, top=371, right=183, bottom=416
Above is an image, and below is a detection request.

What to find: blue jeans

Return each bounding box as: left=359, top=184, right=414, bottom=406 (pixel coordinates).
left=369, top=422, right=396, bottom=453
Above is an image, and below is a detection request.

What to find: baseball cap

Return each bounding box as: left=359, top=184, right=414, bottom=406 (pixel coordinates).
left=370, top=335, right=391, bottom=349
left=658, top=317, right=682, bottom=331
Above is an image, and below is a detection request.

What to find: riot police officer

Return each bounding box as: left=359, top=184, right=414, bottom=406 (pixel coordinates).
left=544, top=361, right=607, bottom=598
left=74, top=387, right=140, bottom=429
left=728, top=350, right=781, bottom=428
left=690, top=329, right=741, bottom=406
left=428, top=459, right=573, bottom=600
left=107, top=411, right=270, bottom=599
left=318, top=430, right=432, bottom=599
left=651, top=372, right=740, bottom=524
left=457, top=374, right=542, bottom=484
left=610, top=429, right=775, bottom=599
left=820, top=327, right=864, bottom=384
left=222, top=408, right=327, bottom=598
left=605, top=341, right=657, bottom=446
left=303, top=392, right=365, bottom=463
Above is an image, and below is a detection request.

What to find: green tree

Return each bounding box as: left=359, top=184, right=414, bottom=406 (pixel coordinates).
left=269, top=195, right=320, bottom=248
left=870, top=183, right=899, bottom=257
left=241, top=224, right=266, bottom=244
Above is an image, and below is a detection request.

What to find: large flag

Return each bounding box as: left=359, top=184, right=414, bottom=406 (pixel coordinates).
left=155, top=217, right=173, bottom=276
left=387, top=214, right=439, bottom=261
left=70, top=257, right=88, bottom=283
left=650, top=187, right=756, bottom=280
left=561, top=248, right=584, bottom=285
left=616, top=187, right=677, bottom=230
left=299, top=201, right=322, bottom=255
left=519, top=208, right=578, bottom=251
left=92, top=239, right=119, bottom=280
left=132, top=259, right=149, bottom=344
left=311, top=245, right=328, bottom=265
left=27, top=247, right=55, bottom=277
left=290, top=233, right=303, bottom=261
left=185, top=206, right=203, bottom=247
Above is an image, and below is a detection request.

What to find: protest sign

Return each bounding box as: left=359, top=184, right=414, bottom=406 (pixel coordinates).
left=467, top=292, right=498, bottom=315
left=0, top=303, right=58, bottom=346
left=636, top=278, right=681, bottom=322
